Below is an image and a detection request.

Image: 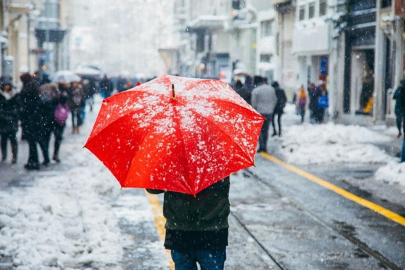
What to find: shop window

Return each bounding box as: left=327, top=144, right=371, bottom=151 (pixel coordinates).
left=299, top=5, right=305, bottom=21
left=308, top=2, right=315, bottom=19
left=319, top=0, right=327, bottom=16
left=381, top=0, right=392, bottom=8
left=232, top=0, right=245, bottom=10
left=260, top=54, right=272, bottom=63
left=349, top=0, right=376, bottom=12
left=261, top=20, right=273, bottom=37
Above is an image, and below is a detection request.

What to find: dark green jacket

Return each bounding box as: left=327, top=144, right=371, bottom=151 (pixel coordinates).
left=147, top=176, right=230, bottom=231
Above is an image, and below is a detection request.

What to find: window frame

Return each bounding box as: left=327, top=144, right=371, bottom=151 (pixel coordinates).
left=319, top=0, right=327, bottom=17
left=259, top=54, right=273, bottom=63
left=308, top=2, right=316, bottom=19
left=299, top=5, right=306, bottom=21
left=260, top=20, right=274, bottom=38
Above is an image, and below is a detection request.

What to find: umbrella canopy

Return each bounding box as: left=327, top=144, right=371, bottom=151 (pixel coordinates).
left=85, top=75, right=264, bottom=195
left=233, top=68, right=250, bottom=77
left=52, top=70, right=81, bottom=83
left=74, top=66, right=101, bottom=77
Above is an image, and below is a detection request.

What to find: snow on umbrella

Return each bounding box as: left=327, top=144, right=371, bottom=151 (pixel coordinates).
left=84, top=75, right=264, bottom=195
left=52, top=70, right=81, bottom=83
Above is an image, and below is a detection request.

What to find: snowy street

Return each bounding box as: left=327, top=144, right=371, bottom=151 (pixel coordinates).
left=0, top=96, right=404, bottom=269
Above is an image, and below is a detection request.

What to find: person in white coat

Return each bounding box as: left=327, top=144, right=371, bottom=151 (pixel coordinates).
left=251, top=77, right=278, bottom=153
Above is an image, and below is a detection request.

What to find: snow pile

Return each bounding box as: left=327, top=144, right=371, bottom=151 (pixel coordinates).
left=375, top=162, right=405, bottom=192
left=279, top=123, right=394, bottom=164
left=0, top=147, right=127, bottom=268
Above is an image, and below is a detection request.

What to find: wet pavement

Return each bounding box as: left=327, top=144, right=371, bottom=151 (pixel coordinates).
left=1, top=97, right=404, bottom=269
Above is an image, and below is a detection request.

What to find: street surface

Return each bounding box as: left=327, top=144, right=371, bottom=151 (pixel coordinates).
left=1, top=95, right=404, bottom=269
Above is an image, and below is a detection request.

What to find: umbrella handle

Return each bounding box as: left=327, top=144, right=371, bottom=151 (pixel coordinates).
left=172, top=84, right=176, bottom=100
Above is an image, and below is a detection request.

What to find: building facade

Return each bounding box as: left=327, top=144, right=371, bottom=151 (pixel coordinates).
left=1, top=0, right=71, bottom=83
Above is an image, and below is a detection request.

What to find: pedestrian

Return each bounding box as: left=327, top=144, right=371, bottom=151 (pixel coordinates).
left=69, top=86, right=85, bottom=134
left=0, top=77, right=19, bottom=164
left=235, top=76, right=253, bottom=105
left=38, top=83, right=58, bottom=166
left=20, top=73, right=42, bottom=170
left=317, top=86, right=329, bottom=124
left=394, top=80, right=405, bottom=162
left=251, top=76, right=278, bottom=153
left=83, top=78, right=97, bottom=112
left=295, top=85, right=307, bottom=123
left=393, top=80, right=405, bottom=139
left=271, top=81, right=287, bottom=136
left=100, top=75, right=114, bottom=98
left=307, top=83, right=318, bottom=122
left=124, top=79, right=133, bottom=91
left=146, top=176, right=230, bottom=270
left=117, top=76, right=127, bottom=93
left=233, top=79, right=245, bottom=99
left=53, top=92, right=69, bottom=162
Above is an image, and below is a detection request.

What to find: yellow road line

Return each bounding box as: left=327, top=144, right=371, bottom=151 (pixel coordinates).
left=144, top=191, right=174, bottom=270
left=260, top=152, right=405, bottom=227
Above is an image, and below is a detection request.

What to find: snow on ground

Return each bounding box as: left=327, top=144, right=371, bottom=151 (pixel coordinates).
left=279, top=123, right=395, bottom=165
left=0, top=96, right=136, bottom=269
left=0, top=143, right=130, bottom=269
left=375, top=162, right=405, bottom=193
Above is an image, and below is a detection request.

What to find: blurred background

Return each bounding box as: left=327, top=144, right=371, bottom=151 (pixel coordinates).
left=1, top=0, right=405, bottom=123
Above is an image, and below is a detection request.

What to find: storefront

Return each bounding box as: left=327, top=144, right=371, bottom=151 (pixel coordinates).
left=343, top=0, right=377, bottom=115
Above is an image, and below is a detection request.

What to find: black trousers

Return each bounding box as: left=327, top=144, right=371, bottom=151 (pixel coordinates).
left=1, top=132, right=18, bottom=160
left=71, top=111, right=83, bottom=128
left=272, top=110, right=283, bottom=135
left=27, top=139, right=40, bottom=166
left=40, top=124, right=65, bottom=162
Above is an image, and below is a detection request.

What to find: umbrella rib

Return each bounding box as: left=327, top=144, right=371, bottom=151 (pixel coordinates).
left=173, top=107, right=194, bottom=194
left=187, top=107, right=256, bottom=165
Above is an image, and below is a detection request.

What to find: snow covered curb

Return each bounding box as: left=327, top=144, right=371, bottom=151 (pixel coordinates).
left=375, top=162, right=405, bottom=193
left=0, top=146, right=127, bottom=269
left=279, top=123, right=394, bottom=165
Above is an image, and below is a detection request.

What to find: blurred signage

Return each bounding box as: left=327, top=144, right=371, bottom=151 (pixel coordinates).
left=320, top=56, right=328, bottom=76
left=30, top=48, right=45, bottom=55
left=395, top=0, right=405, bottom=15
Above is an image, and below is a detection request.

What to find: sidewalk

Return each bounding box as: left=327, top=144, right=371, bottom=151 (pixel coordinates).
left=283, top=104, right=403, bottom=160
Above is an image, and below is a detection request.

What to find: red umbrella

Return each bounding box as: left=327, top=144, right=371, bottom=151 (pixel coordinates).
left=85, top=75, right=264, bottom=195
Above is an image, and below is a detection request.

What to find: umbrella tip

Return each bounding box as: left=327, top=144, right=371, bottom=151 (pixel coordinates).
left=172, top=84, right=176, bottom=100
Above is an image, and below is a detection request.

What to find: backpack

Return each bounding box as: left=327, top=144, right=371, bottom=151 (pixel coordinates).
left=275, top=88, right=287, bottom=110
left=72, top=93, right=83, bottom=107
left=318, top=95, right=329, bottom=108
left=54, top=103, right=69, bottom=126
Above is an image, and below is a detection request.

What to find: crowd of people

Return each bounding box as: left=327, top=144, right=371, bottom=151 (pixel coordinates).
left=0, top=72, right=101, bottom=170
left=233, top=75, right=330, bottom=153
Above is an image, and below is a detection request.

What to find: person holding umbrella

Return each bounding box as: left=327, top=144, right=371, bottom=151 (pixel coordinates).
left=147, top=177, right=230, bottom=269
left=85, top=75, right=264, bottom=270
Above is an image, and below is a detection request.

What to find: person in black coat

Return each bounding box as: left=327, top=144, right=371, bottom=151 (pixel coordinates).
left=234, top=77, right=253, bottom=105
left=0, top=77, right=19, bottom=163
left=271, top=81, right=287, bottom=137
left=307, top=83, right=318, bottom=121
left=20, top=73, right=43, bottom=170
left=38, top=83, right=59, bottom=166
left=100, top=75, right=114, bottom=98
